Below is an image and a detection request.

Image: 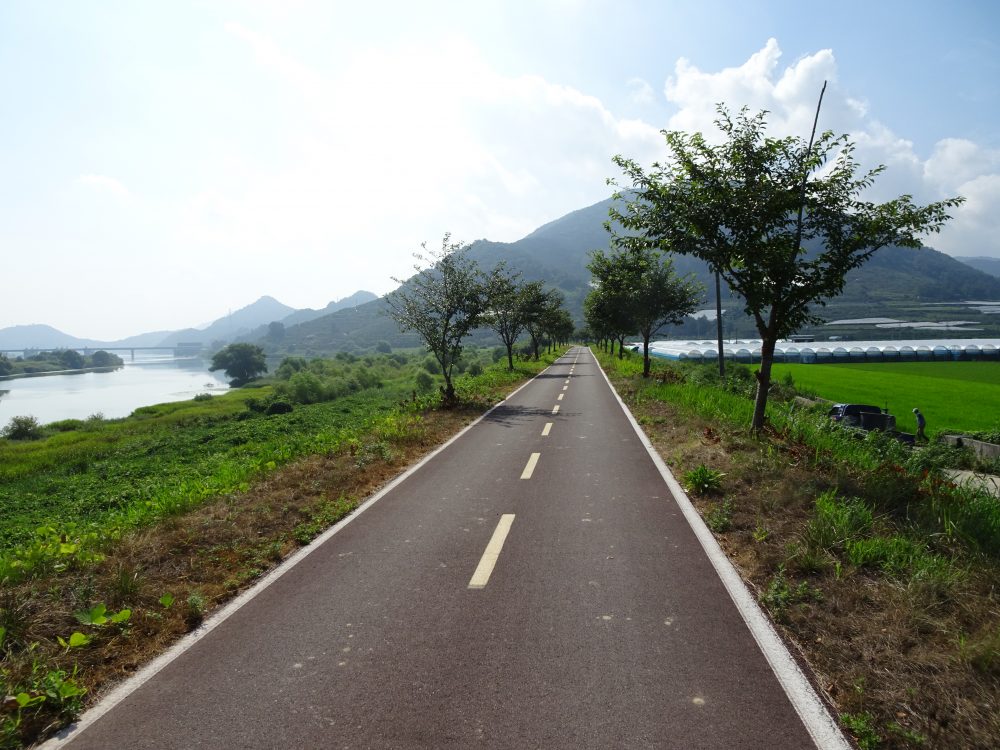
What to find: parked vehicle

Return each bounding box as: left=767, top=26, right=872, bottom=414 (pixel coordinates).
left=827, top=403, right=896, bottom=432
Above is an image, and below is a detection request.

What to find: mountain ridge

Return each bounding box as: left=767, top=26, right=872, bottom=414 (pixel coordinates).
left=0, top=292, right=376, bottom=350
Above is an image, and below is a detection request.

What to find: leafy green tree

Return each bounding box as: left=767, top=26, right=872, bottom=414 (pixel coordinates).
left=386, top=234, right=485, bottom=405
left=522, top=283, right=565, bottom=360
left=483, top=262, right=531, bottom=370
left=584, top=254, right=635, bottom=358
left=57, top=349, right=85, bottom=369
left=90, top=350, right=118, bottom=368
left=545, top=308, right=575, bottom=351
left=0, top=355, right=11, bottom=376
left=590, top=247, right=703, bottom=377
left=210, top=343, right=268, bottom=386
left=610, top=104, right=963, bottom=431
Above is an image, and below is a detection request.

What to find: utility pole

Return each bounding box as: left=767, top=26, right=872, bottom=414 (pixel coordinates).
left=715, top=270, right=725, bottom=377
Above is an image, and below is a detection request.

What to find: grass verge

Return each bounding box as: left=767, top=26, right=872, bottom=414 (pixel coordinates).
left=0, top=350, right=563, bottom=749
left=598, top=347, right=999, bottom=750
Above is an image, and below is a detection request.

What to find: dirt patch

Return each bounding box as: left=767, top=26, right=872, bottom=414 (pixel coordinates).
left=613, top=369, right=1000, bottom=750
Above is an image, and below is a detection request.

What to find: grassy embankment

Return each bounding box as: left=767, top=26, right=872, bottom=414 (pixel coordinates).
left=769, top=361, right=1000, bottom=437
left=599, top=349, right=999, bottom=750
left=0, top=347, right=565, bottom=749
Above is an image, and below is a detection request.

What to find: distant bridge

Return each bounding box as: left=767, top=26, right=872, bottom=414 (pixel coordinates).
left=0, top=343, right=204, bottom=361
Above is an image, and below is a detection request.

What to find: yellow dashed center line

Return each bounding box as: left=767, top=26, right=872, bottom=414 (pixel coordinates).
left=468, top=514, right=515, bottom=589
left=557, top=393, right=564, bottom=400
left=542, top=422, right=552, bottom=436
left=520, top=452, right=541, bottom=479
left=552, top=405, right=560, bottom=414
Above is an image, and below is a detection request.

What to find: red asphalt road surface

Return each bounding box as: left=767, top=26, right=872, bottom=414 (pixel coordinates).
left=50, top=347, right=834, bottom=749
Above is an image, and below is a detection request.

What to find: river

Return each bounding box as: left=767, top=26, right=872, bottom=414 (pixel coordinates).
left=0, top=354, right=231, bottom=425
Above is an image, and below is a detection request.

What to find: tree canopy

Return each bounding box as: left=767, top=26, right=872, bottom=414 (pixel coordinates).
left=210, top=343, right=268, bottom=386
left=589, top=247, right=703, bottom=376
left=386, top=234, right=486, bottom=405
left=482, top=262, right=532, bottom=370
left=610, top=103, right=963, bottom=430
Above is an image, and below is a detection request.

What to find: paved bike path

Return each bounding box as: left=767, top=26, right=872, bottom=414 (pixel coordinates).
left=48, top=346, right=844, bottom=749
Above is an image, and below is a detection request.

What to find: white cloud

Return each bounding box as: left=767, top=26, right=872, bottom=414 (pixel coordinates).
left=76, top=174, right=132, bottom=198
left=659, top=39, right=1000, bottom=258
left=173, top=27, right=666, bottom=302
left=627, top=77, right=655, bottom=105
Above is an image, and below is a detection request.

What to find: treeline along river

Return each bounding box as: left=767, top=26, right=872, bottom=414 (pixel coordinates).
left=0, top=354, right=230, bottom=424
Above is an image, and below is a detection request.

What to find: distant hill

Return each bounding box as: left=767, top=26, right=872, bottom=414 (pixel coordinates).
left=0, top=324, right=94, bottom=350
left=0, top=294, right=381, bottom=353
left=157, top=296, right=296, bottom=346
left=278, top=291, right=379, bottom=327
left=956, top=256, right=1000, bottom=280
left=266, top=196, right=1000, bottom=353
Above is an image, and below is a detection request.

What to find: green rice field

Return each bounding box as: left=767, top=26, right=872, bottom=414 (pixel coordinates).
left=770, top=361, right=1000, bottom=436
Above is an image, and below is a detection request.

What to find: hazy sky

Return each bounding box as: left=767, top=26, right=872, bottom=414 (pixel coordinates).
left=3, top=0, right=999, bottom=340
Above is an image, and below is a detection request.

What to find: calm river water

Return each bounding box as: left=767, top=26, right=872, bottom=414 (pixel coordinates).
left=0, top=355, right=231, bottom=425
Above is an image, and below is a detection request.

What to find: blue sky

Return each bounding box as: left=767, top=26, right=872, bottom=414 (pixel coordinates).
left=3, top=0, right=998, bottom=339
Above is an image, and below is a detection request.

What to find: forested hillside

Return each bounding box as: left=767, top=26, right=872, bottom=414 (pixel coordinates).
left=262, top=197, right=1000, bottom=354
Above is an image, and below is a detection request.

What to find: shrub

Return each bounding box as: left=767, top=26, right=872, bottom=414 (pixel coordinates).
left=415, top=371, right=435, bottom=393
left=2, top=415, right=43, bottom=441
left=193, top=393, right=213, bottom=402
left=265, top=400, right=293, bottom=415
left=48, top=419, right=85, bottom=432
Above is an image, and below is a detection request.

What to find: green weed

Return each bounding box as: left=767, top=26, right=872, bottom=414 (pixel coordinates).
left=704, top=499, right=733, bottom=532
left=761, top=565, right=823, bottom=617
left=841, top=711, right=881, bottom=749
left=804, top=490, right=873, bottom=553
left=683, top=464, right=725, bottom=494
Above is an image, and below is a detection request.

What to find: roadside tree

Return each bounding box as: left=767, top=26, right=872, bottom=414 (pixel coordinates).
left=610, top=104, right=963, bottom=431
left=386, top=234, right=485, bottom=406
left=522, top=283, right=565, bottom=360
left=210, top=342, right=268, bottom=386
left=592, top=247, right=703, bottom=377
left=584, top=252, right=635, bottom=358
left=483, top=262, right=530, bottom=371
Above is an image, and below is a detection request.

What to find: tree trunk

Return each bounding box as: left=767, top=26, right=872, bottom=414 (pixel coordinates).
left=443, top=375, right=456, bottom=408
left=610, top=338, right=615, bottom=356
left=751, top=337, right=777, bottom=433
left=617, top=335, right=626, bottom=359
left=506, top=343, right=514, bottom=371
left=642, top=329, right=652, bottom=377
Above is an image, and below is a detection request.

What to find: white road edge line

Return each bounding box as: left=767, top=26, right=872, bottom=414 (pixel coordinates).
left=40, top=370, right=548, bottom=749
left=467, top=514, right=516, bottom=589
left=590, top=348, right=851, bottom=750
left=542, top=422, right=553, bottom=436
left=520, top=452, right=541, bottom=479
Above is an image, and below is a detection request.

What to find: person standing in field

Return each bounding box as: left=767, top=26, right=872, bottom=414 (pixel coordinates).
left=913, top=408, right=927, bottom=442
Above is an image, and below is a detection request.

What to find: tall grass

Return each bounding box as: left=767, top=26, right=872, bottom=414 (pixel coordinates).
left=599, top=349, right=1000, bottom=558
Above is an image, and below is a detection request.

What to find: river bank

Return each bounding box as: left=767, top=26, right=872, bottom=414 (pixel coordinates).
left=0, top=357, right=229, bottom=425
